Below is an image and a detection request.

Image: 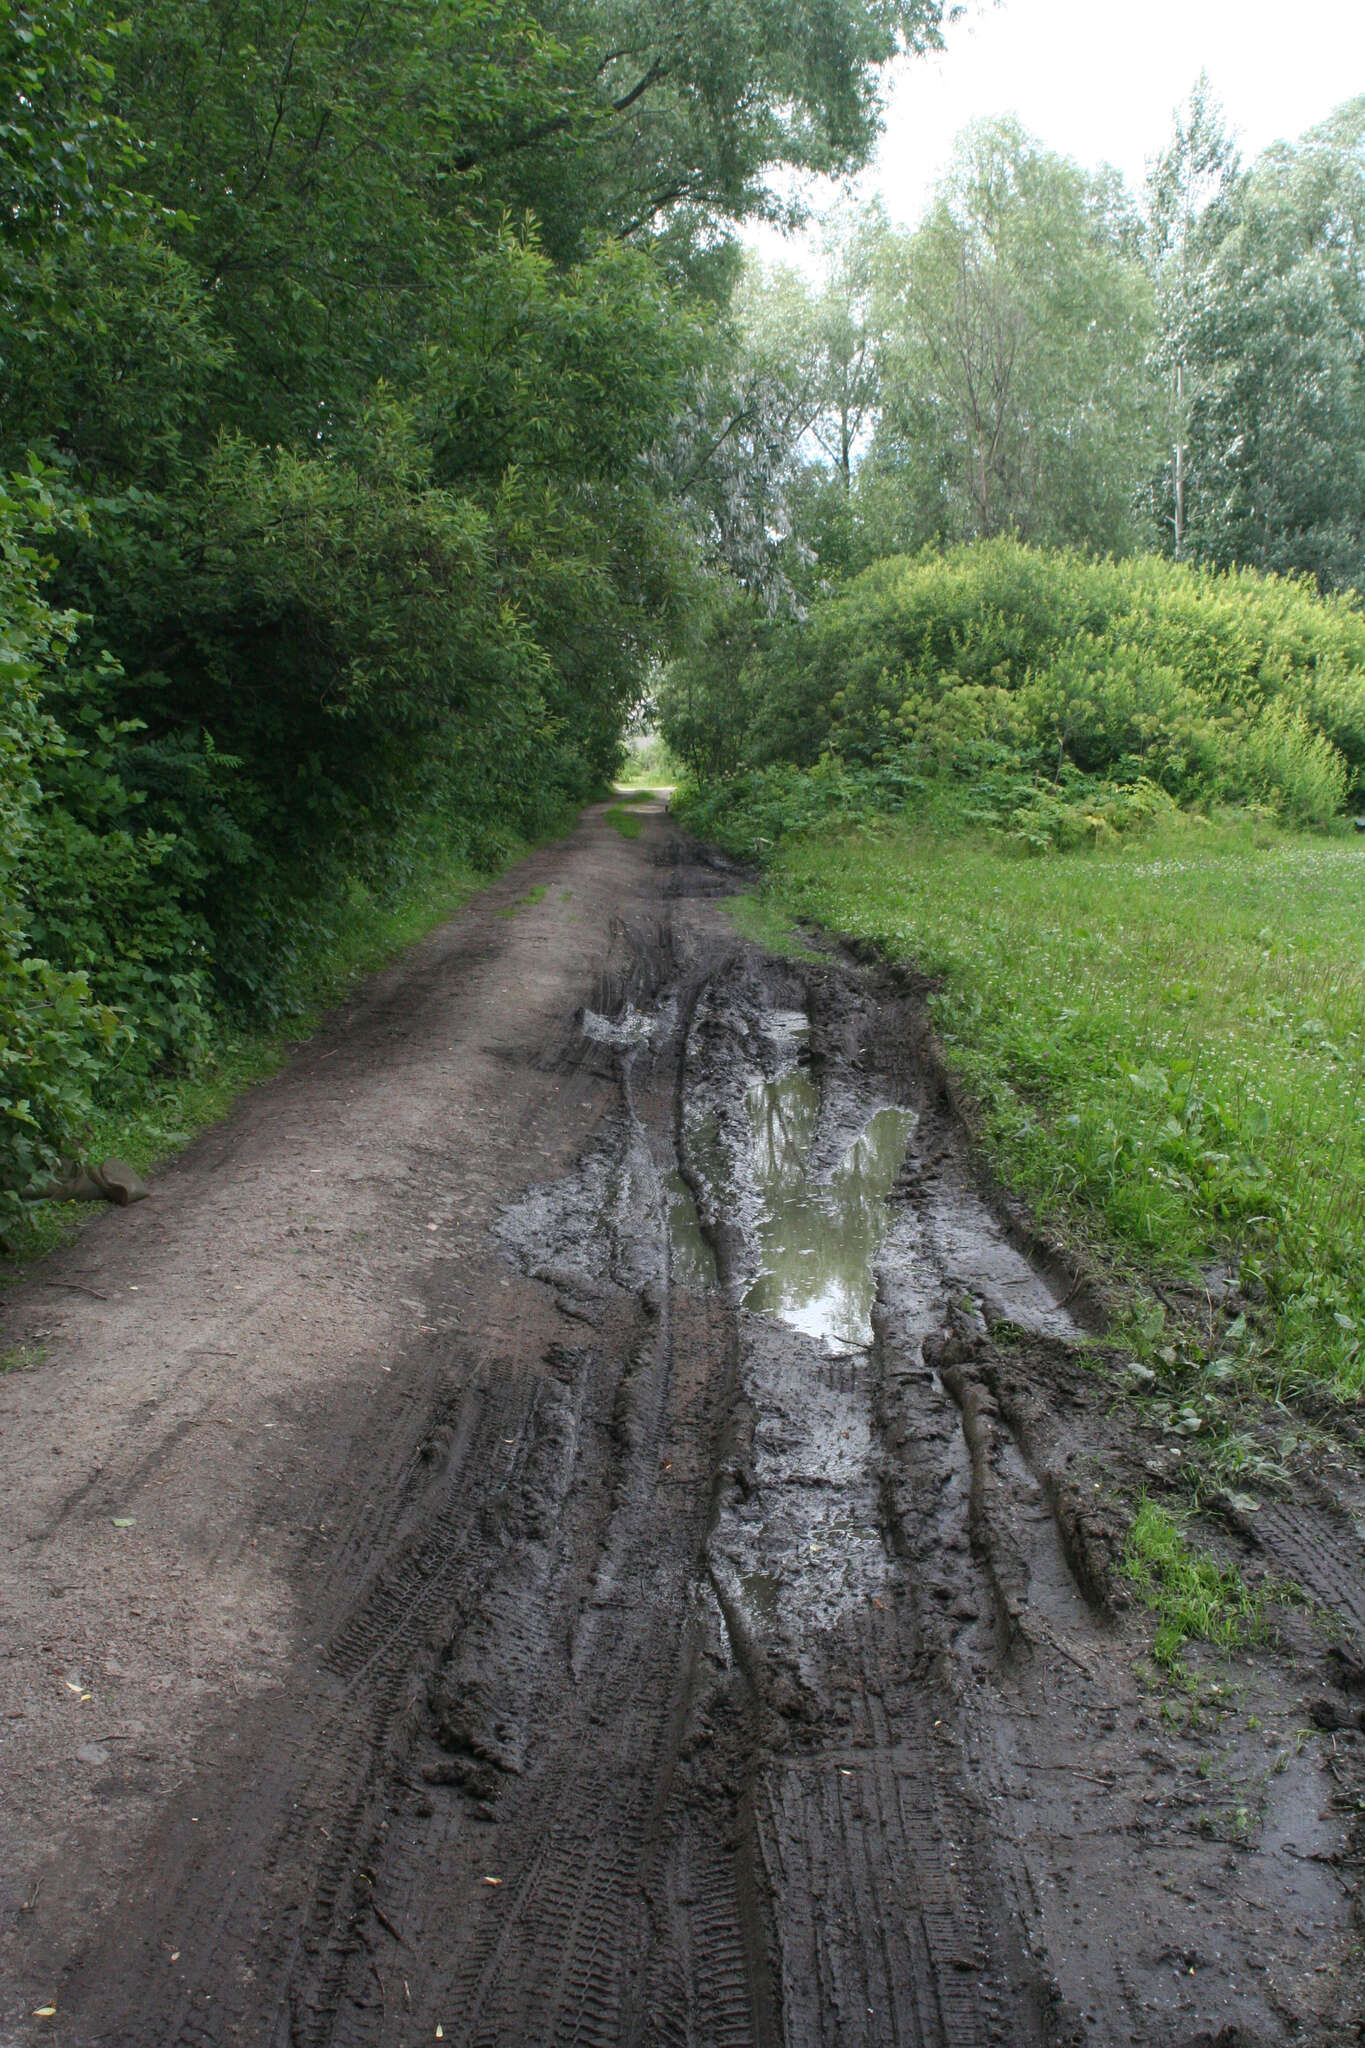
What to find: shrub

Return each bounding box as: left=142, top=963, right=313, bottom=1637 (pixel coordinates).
left=0, top=474, right=122, bottom=1224
left=663, top=539, right=1365, bottom=817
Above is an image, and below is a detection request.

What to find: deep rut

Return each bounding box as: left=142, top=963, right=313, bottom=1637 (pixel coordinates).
left=51, top=879, right=1365, bottom=2046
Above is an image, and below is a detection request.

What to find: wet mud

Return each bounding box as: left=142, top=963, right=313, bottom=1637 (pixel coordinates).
left=16, top=822, right=1365, bottom=2046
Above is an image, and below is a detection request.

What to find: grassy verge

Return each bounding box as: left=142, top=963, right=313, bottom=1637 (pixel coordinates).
left=722, top=890, right=825, bottom=964
left=700, top=797, right=1365, bottom=1406
left=2, top=813, right=575, bottom=1275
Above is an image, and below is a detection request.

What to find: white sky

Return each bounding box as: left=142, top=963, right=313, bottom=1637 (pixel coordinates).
left=747, top=0, right=1365, bottom=268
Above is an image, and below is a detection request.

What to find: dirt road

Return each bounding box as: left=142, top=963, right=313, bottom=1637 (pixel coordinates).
left=1, top=801, right=1363, bottom=2047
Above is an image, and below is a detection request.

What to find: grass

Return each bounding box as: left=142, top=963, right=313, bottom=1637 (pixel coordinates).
left=723, top=890, right=825, bottom=964
left=759, top=806, right=1365, bottom=1398
left=0, top=1343, right=45, bottom=1373
left=2, top=815, right=574, bottom=1275
left=604, top=803, right=646, bottom=839
left=498, top=882, right=549, bottom=917
left=1122, top=1498, right=1267, bottom=1671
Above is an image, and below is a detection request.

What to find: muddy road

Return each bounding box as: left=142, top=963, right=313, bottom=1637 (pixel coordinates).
left=2, top=801, right=1363, bottom=2047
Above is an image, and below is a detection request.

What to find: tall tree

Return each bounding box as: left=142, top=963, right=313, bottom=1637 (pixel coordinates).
left=457, top=0, right=949, bottom=259
left=739, top=204, right=899, bottom=487
left=1168, top=97, right=1365, bottom=592
left=869, top=120, right=1164, bottom=554
left=1144, top=75, right=1241, bottom=556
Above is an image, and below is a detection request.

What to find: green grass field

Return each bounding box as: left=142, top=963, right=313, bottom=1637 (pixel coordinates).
left=767, top=812, right=1365, bottom=1399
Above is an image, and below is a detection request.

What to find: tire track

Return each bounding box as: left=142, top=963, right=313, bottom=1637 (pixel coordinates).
left=47, top=892, right=1365, bottom=2047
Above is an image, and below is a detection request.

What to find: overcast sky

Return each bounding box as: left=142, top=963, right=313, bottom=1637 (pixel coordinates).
left=747, top=0, right=1365, bottom=267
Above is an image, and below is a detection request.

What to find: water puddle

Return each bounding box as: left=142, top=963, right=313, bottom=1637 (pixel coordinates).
left=664, top=1170, right=719, bottom=1288
left=678, top=1033, right=915, bottom=1347
left=741, top=1074, right=915, bottom=1349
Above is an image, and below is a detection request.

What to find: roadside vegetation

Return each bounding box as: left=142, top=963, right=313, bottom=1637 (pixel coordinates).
left=0, top=0, right=952, bottom=1237
left=1123, top=1499, right=1269, bottom=1672
left=685, top=772, right=1365, bottom=1392
left=673, top=544, right=1365, bottom=1392
left=2, top=814, right=572, bottom=1269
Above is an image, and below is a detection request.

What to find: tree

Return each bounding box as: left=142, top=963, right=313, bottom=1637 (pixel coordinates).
left=869, top=120, right=1164, bottom=554
left=1144, top=75, right=1242, bottom=556
left=1145, top=73, right=1242, bottom=270
left=454, top=0, right=950, bottom=259
left=1, top=0, right=144, bottom=281
left=1168, top=97, right=1365, bottom=592
left=738, top=204, right=900, bottom=487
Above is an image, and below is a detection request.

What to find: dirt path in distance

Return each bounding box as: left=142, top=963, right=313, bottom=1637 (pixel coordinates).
left=0, top=799, right=1362, bottom=2048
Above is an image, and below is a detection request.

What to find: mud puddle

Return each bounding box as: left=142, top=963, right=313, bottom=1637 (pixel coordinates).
left=737, top=1069, right=913, bottom=1350
left=490, top=947, right=1363, bottom=2043
left=53, top=889, right=1365, bottom=2048
left=675, top=1010, right=915, bottom=1352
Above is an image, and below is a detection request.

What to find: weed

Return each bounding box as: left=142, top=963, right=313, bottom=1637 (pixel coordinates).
left=0, top=1343, right=45, bottom=1373
left=498, top=883, right=549, bottom=918
left=1123, top=1498, right=1266, bottom=1672
left=604, top=805, right=645, bottom=839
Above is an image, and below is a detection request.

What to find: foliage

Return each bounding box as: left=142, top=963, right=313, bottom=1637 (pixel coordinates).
left=1144, top=73, right=1242, bottom=273
left=0, top=474, right=122, bottom=1227
left=1166, top=97, right=1365, bottom=591
left=738, top=204, right=897, bottom=486
left=674, top=755, right=922, bottom=852
left=4, top=811, right=569, bottom=1266
left=685, top=93, right=1365, bottom=625
left=621, top=730, right=682, bottom=784
left=661, top=539, right=1365, bottom=821
left=0, top=0, right=146, bottom=280
left=1141, top=75, right=1241, bottom=560
left=868, top=121, right=1164, bottom=555
left=479, top=0, right=949, bottom=259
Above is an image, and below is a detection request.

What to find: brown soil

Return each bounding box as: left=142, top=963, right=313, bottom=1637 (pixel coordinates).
left=1, top=800, right=1362, bottom=2047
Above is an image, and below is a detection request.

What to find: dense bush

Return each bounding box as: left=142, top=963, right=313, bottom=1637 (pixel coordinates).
left=660, top=539, right=1365, bottom=822
left=0, top=476, right=124, bottom=1225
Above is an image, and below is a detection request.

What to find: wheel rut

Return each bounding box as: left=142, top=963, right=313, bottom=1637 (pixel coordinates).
left=17, top=817, right=1365, bottom=2047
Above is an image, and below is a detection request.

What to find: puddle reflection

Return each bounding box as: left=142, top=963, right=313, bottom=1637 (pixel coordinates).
left=664, top=1169, right=719, bottom=1288
left=742, top=1073, right=914, bottom=1349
